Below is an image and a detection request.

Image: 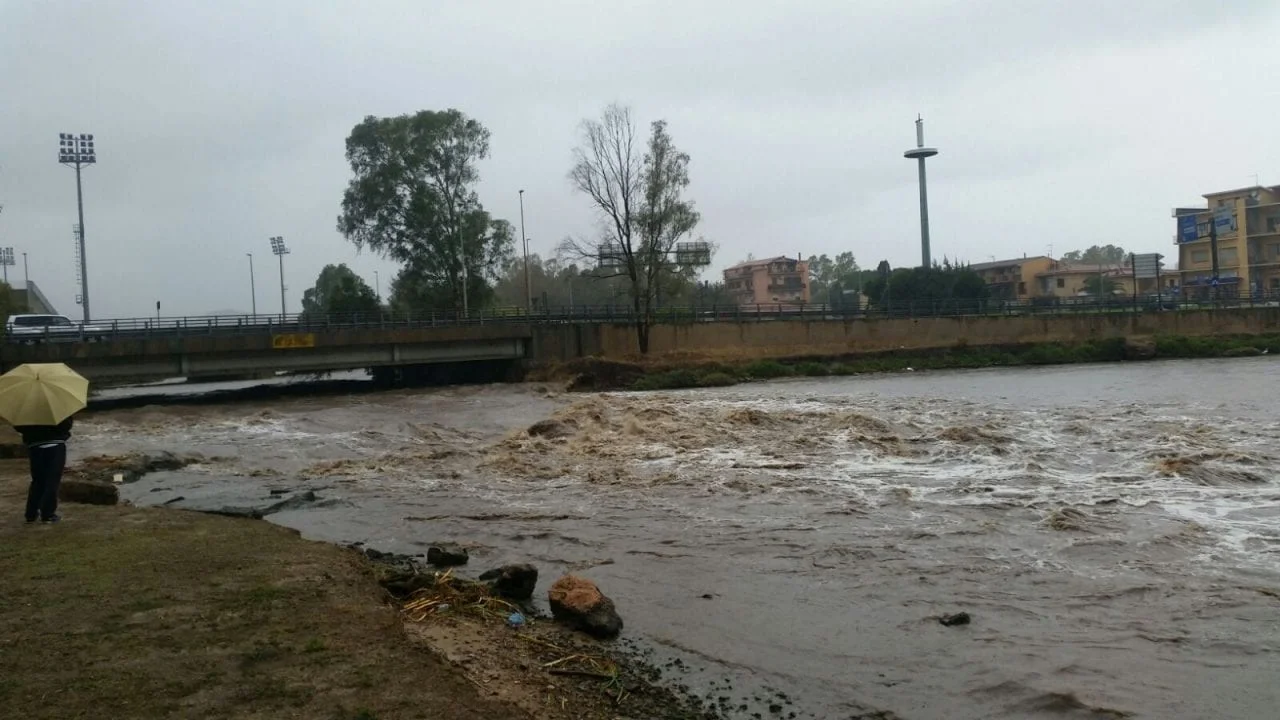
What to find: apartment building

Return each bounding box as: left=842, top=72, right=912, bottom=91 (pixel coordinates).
left=1174, top=184, right=1280, bottom=298
left=1035, top=263, right=1177, bottom=298
left=967, top=256, right=1056, bottom=300
left=723, top=256, right=810, bottom=305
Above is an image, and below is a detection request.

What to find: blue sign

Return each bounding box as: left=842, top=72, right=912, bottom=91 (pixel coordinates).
left=1177, top=215, right=1199, bottom=243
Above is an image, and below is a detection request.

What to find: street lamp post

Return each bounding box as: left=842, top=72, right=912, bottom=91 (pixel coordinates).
left=0, top=247, right=13, bottom=285
left=519, top=189, right=531, bottom=314
left=374, top=270, right=381, bottom=304
left=22, top=252, right=28, bottom=289
left=270, top=236, right=289, bottom=318
left=59, top=133, right=96, bottom=322
left=246, top=253, right=257, bottom=317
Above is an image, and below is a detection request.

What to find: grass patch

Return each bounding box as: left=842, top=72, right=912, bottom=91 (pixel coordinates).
left=794, top=362, right=830, bottom=377
left=742, top=359, right=793, bottom=379
left=0, top=478, right=519, bottom=720
left=697, top=372, right=738, bottom=387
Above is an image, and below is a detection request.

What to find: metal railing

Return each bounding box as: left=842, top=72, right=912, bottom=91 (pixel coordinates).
left=3, top=293, right=1279, bottom=344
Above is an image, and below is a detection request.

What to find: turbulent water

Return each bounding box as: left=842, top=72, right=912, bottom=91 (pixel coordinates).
left=80, top=359, right=1280, bottom=719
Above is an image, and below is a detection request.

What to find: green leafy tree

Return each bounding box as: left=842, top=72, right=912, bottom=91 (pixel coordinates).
left=1062, top=245, right=1127, bottom=266
left=807, top=252, right=861, bottom=304
left=337, top=109, right=514, bottom=314
left=562, top=104, right=709, bottom=353
left=1082, top=275, right=1120, bottom=297
left=862, top=261, right=989, bottom=313
left=301, top=264, right=381, bottom=318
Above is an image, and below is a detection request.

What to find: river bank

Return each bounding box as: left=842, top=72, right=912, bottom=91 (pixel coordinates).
left=545, top=333, right=1280, bottom=391
left=0, top=466, right=729, bottom=720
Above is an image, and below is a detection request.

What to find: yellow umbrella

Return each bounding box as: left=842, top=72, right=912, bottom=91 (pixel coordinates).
left=0, top=363, right=89, bottom=427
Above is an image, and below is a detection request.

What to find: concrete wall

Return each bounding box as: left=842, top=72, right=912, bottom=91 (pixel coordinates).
left=531, top=308, right=1280, bottom=361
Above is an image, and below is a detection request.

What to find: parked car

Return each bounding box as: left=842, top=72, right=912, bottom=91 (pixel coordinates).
left=5, top=314, right=109, bottom=343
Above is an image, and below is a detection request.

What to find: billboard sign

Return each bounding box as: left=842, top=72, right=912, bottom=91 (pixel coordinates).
left=1213, top=205, right=1234, bottom=236
left=1132, top=253, right=1161, bottom=279
left=1177, top=215, right=1199, bottom=243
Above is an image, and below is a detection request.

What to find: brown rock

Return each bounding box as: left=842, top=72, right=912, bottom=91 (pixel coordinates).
left=548, top=574, right=623, bottom=639
left=58, top=479, right=120, bottom=506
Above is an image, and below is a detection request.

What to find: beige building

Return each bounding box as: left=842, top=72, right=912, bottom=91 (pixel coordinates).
left=968, top=256, right=1056, bottom=300
left=1174, top=184, right=1280, bottom=298
left=723, top=256, right=810, bottom=306
left=1035, top=263, right=1177, bottom=298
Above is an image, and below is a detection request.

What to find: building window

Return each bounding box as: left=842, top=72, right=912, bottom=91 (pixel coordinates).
left=1167, top=279, right=1177, bottom=288
left=1017, top=282, right=1027, bottom=295
left=1056, top=278, right=1065, bottom=288
left=1219, top=247, right=1238, bottom=266
left=1191, top=249, right=1210, bottom=264
left=1270, top=243, right=1280, bottom=260
left=1271, top=277, right=1280, bottom=290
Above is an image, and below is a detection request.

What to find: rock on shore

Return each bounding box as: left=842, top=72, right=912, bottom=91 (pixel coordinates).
left=427, top=543, right=469, bottom=567
left=478, top=564, right=538, bottom=601
left=548, top=575, right=623, bottom=639
left=58, top=479, right=119, bottom=506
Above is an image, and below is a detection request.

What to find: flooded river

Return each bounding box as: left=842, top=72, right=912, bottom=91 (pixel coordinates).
left=80, top=359, right=1280, bottom=719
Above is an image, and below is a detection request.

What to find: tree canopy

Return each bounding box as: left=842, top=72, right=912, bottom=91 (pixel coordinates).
left=562, top=104, right=710, bottom=352
left=301, top=264, right=380, bottom=318
left=1061, top=245, right=1127, bottom=266
left=337, top=110, right=513, bottom=314
left=1082, top=274, right=1121, bottom=297
left=862, top=260, right=990, bottom=312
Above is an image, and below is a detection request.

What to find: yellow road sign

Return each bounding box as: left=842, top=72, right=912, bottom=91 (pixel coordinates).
left=271, top=333, right=316, bottom=349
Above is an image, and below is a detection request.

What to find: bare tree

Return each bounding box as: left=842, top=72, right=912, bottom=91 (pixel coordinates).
left=563, top=104, right=706, bottom=354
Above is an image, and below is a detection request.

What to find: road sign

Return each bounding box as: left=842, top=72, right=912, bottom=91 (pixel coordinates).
left=272, top=333, right=316, bottom=349
left=1132, top=253, right=1161, bottom=279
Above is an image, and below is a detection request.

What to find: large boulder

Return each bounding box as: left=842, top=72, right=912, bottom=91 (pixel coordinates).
left=426, top=543, right=469, bottom=567
left=58, top=479, right=120, bottom=506
left=479, top=564, right=538, bottom=601
left=548, top=575, right=623, bottom=639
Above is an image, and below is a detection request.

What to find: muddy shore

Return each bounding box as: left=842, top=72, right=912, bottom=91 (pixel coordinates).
left=0, top=466, right=755, bottom=720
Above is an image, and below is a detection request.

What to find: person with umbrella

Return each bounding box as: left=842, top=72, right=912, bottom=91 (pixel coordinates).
left=0, top=364, right=89, bottom=524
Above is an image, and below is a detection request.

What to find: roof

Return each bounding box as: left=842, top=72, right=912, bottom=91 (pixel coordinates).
left=968, top=256, right=1052, bottom=272
left=1035, top=264, right=1125, bottom=277
left=1203, top=184, right=1280, bottom=199
left=722, top=256, right=802, bottom=272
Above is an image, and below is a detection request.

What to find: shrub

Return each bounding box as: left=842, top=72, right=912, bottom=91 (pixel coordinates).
left=741, top=360, right=792, bottom=379
left=829, top=363, right=857, bottom=376
left=697, top=372, right=738, bottom=387
left=631, top=369, right=701, bottom=391
left=794, top=362, right=830, bottom=377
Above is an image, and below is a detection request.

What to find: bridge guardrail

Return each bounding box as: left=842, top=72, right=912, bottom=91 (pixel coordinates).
left=4, top=295, right=1278, bottom=344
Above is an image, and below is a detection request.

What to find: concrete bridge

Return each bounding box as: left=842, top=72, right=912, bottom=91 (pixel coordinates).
left=0, top=319, right=533, bottom=382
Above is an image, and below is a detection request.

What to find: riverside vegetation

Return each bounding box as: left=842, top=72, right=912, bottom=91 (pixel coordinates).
left=581, top=333, right=1280, bottom=391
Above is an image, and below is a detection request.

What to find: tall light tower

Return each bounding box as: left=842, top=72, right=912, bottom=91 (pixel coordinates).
left=59, top=133, right=96, bottom=321
left=269, top=236, right=289, bottom=317
left=903, top=116, right=938, bottom=268
left=519, top=189, right=531, bottom=313
left=0, top=248, right=13, bottom=285
left=246, top=253, right=257, bottom=317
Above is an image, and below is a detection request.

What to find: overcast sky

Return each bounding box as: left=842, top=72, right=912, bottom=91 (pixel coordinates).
left=1, top=0, right=1278, bottom=317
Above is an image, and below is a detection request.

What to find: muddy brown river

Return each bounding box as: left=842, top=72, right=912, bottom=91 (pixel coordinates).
left=81, top=359, right=1280, bottom=719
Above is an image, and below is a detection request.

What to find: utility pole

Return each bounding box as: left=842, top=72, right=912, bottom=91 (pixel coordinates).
left=59, top=133, right=96, bottom=322
left=246, top=253, right=257, bottom=317
left=519, top=189, right=531, bottom=314
left=1209, top=208, right=1221, bottom=302
left=374, top=270, right=381, bottom=304
left=903, top=116, right=939, bottom=269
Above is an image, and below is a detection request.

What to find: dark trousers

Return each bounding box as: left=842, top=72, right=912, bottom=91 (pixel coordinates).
left=25, top=443, right=67, bottom=521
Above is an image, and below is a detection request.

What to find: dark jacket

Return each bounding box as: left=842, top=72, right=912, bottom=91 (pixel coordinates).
left=16, top=417, right=74, bottom=447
